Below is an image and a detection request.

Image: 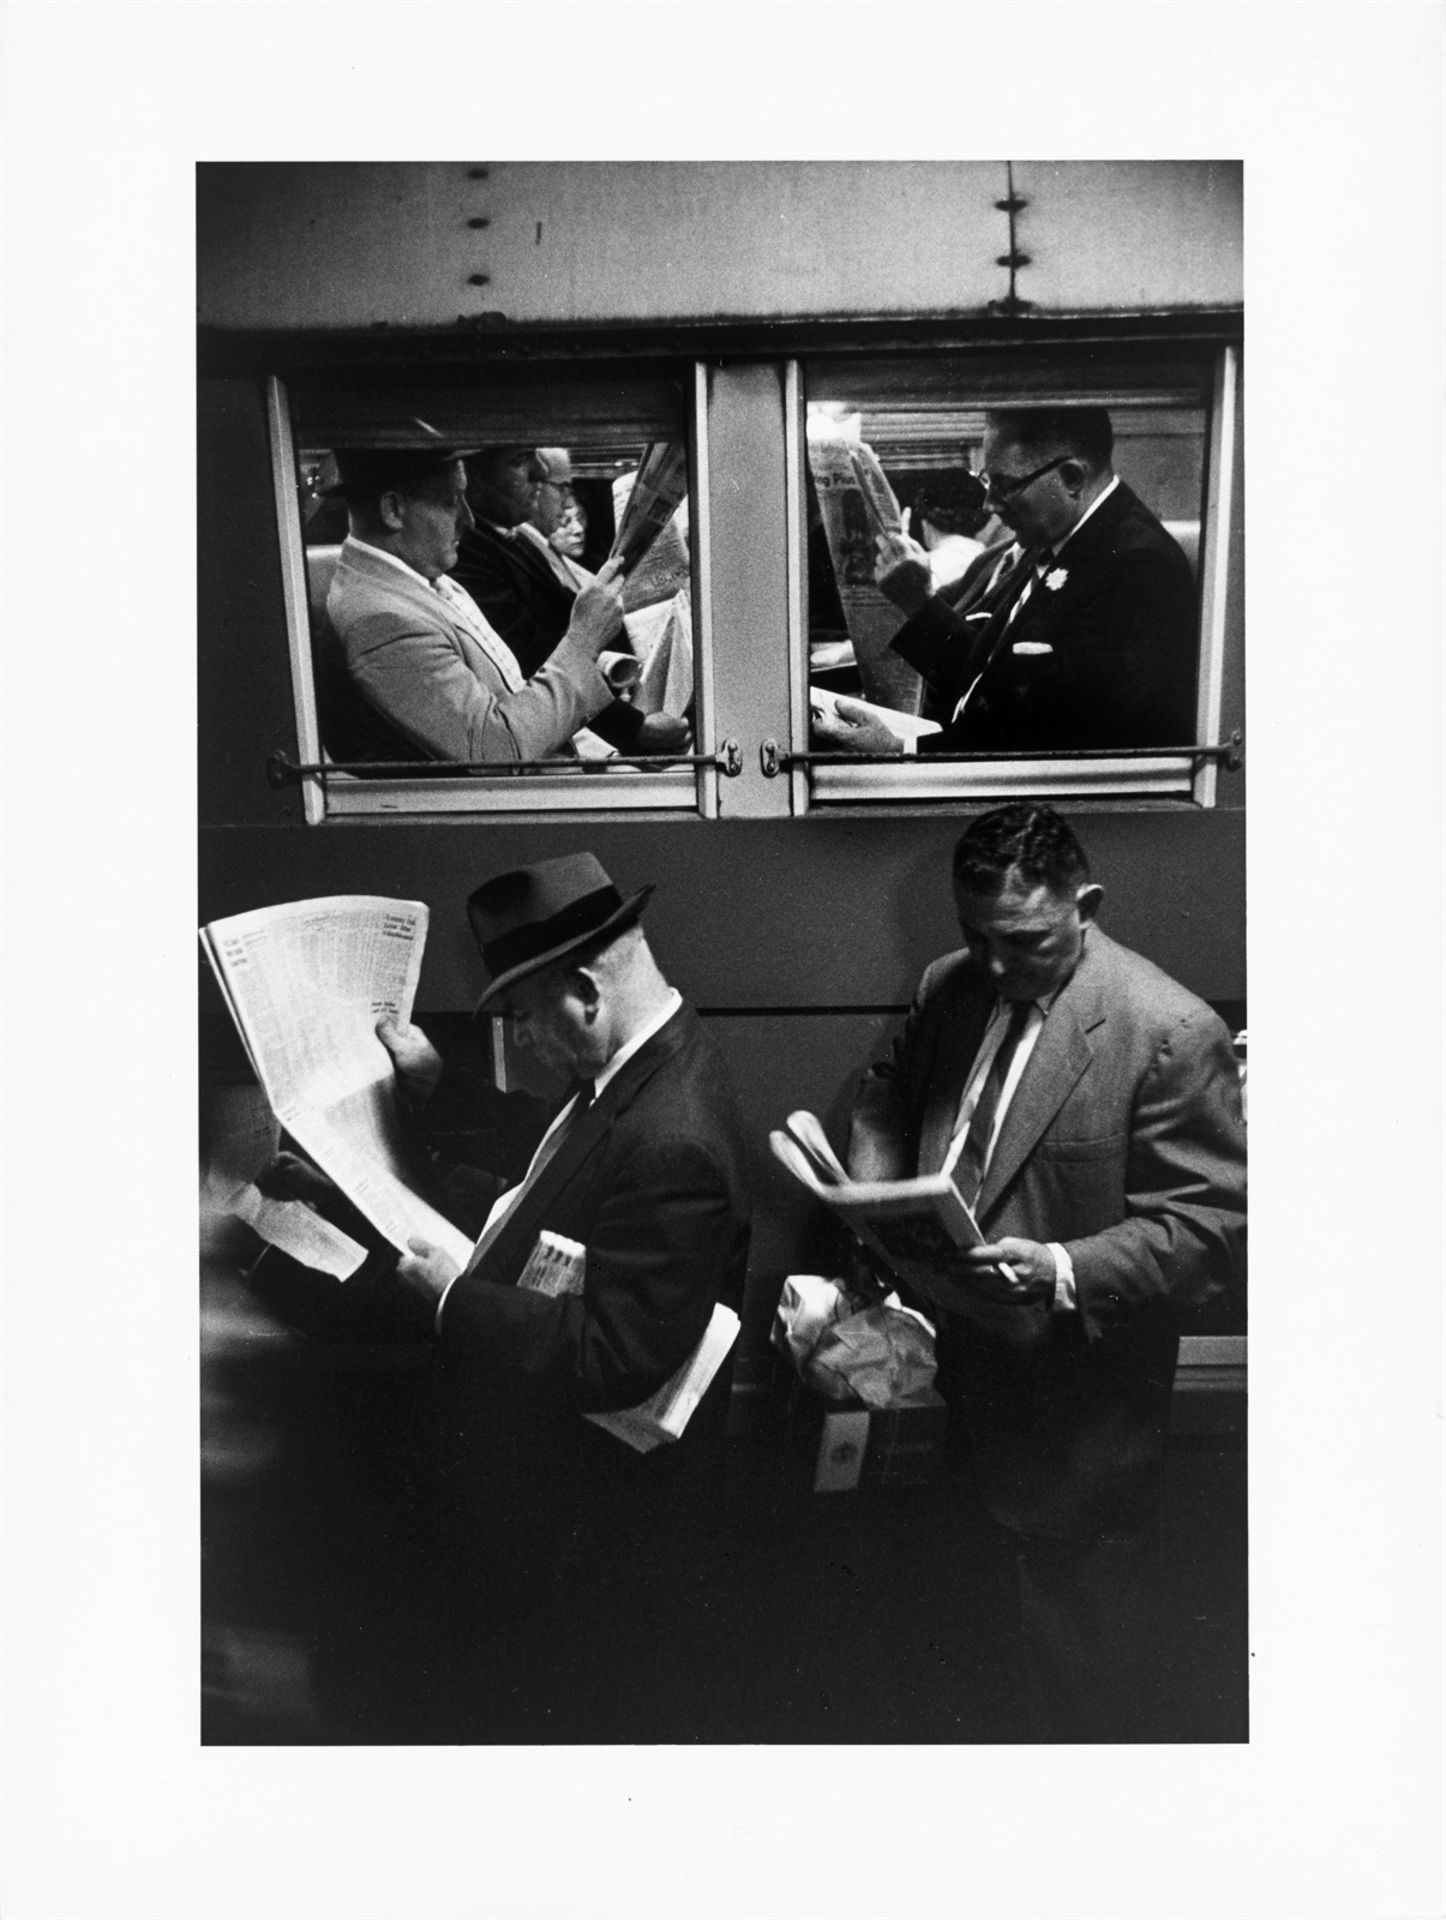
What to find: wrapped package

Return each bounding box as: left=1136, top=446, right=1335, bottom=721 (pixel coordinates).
left=803, top=1304, right=937, bottom=1410
left=772, top=1274, right=862, bottom=1370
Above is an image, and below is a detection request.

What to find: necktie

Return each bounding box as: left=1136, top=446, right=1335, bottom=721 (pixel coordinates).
left=955, top=1001, right=1035, bottom=1204
left=460, top=1080, right=594, bottom=1276
left=433, top=575, right=526, bottom=691
left=952, top=548, right=1050, bottom=721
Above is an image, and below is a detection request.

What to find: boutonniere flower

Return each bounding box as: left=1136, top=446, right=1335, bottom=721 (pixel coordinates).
left=1044, top=567, right=1069, bottom=592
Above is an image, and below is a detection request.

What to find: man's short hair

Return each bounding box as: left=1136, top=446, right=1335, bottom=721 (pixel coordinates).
left=913, top=471, right=990, bottom=538
left=953, top=803, right=1091, bottom=897
left=985, top=407, right=1114, bottom=472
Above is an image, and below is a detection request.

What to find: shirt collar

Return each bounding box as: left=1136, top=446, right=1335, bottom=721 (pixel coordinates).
left=1046, top=473, right=1120, bottom=562
left=344, top=534, right=436, bottom=590
left=591, top=989, right=683, bottom=1100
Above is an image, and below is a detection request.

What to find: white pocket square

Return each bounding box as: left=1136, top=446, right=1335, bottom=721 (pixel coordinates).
left=1012, top=641, right=1054, bottom=656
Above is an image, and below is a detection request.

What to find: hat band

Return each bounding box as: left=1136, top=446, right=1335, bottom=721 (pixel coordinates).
left=481, top=885, right=625, bottom=984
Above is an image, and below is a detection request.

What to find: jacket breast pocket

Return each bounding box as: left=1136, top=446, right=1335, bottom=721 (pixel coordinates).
left=1023, top=1133, right=1129, bottom=1238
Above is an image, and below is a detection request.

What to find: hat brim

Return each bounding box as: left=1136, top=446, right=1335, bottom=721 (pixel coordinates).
left=473, top=884, right=654, bottom=1012
left=319, top=448, right=486, bottom=497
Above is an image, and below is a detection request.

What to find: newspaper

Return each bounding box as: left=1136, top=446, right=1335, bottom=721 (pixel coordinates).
left=809, top=685, right=941, bottom=742
left=610, top=442, right=690, bottom=603
left=200, top=896, right=472, bottom=1274
left=516, top=1230, right=739, bottom=1451
left=805, top=412, right=922, bottom=715
left=769, top=1110, right=1022, bottom=1322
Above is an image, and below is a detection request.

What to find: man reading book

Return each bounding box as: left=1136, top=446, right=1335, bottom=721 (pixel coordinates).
left=848, top=802, right=1245, bottom=1739
left=378, top=852, right=751, bottom=1740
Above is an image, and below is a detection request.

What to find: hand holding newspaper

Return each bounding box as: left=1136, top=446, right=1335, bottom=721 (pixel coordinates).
left=201, top=896, right=472, bottom=1276
left=768, top=1110, right=1022, bottom=1320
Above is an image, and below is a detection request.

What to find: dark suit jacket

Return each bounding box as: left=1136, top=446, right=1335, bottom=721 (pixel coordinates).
left=894, top=482, right=1199, bottom=752
left=849, top=929, right=1245, bottom=1539
left=431, top=1005, right=751, bottom=1537
left=452, top=520, right=650, bottom=751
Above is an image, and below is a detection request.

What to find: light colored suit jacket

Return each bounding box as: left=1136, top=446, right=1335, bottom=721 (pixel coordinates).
left=326, top=537, right=611, bottom=763
left=849, top=927, right=1246, bottom=1536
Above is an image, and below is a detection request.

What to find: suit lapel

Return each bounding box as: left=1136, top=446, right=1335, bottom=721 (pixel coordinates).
left=975, top=941, right=1107, bottom=1216
left=470, top=1011, right=690, bottom=1284
left=1004, top=482, right=1137, bottom=652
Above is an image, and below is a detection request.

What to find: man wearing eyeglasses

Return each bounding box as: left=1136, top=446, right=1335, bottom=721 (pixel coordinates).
left=453, top=446, right=691, bottom=758
left=812, top=408, right=1198, bottom=756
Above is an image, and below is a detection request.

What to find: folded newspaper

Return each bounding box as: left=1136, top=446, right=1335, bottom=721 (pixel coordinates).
left=809, top=685, right=941, bottom=742
left=768, top=1110, right=1019, bottom=1315
left=609, top=441, right=690, bottom=583
left=518, top=1231, right=739, bottom=1453
left=200, top=896, right=472, bottom=1277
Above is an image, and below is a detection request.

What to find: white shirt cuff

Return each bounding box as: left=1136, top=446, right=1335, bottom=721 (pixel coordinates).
left=1048, top=1242, right=1077, bottom=1311
left=903, top=734, right=919, bottom=756
left=434, top=1269, right=463, bottom=1333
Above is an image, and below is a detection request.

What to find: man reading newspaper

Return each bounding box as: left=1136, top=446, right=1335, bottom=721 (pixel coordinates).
left=366, top=853, right=751, bottom=1740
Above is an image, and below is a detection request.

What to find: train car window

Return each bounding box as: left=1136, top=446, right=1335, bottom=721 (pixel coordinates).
left=270, top=371, right=715, bottom=822
left=796, top=345, right=1239, bottom=807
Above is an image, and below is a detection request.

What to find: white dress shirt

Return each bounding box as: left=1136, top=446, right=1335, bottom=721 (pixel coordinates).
left=943, top=993, right=1078, bottom=1311
left=433, top=989, right=684, bottom=1327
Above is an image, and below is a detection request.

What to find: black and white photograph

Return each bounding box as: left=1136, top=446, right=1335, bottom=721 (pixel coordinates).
left=194, top=155, right=1249, bottom=1755
left=4, top=8, right=1442, bottom=1919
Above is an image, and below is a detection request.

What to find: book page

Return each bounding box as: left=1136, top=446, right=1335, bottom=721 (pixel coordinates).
left=784, top=1110, right=850, bottom=1184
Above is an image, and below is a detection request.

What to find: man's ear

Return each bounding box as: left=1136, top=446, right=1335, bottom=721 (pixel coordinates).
left=377, top=488, right=407, bottom=533
left=1076, top=883, right=1105, bottom=925
left=568, top=965, right=603, bottom=1020
left=1058, top=459, right=1088, bottom=497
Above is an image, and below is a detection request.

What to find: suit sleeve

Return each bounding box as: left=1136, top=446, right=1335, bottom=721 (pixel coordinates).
left=1067, top=1007, right=1246, bottom=1341
left=847, top=959, right=950, bottom=1181
left=340, top=604, right=612, bottom=763
left=890, top=586, right=993, bottom=699
left=434, top=1131, right=740, bottom=1412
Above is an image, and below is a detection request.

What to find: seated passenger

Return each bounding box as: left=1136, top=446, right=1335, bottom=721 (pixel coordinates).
left=520, top=446, right=593, bottom=590
left=910, top=471, right=995, bottom=590
left=812, top=408, right=1198, bottom=757
left=325, top=445, right=625, bottom=766
left=453, top=447, right=690, bottom=756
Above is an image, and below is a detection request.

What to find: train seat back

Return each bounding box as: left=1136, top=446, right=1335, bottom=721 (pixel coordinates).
left=304, top=544, right=427, bottom=767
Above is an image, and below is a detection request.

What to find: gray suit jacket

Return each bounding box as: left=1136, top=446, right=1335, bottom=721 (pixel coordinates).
left=326, top=537, right=612, bottom=763
left=849, top=928, right=1246, bottom=1536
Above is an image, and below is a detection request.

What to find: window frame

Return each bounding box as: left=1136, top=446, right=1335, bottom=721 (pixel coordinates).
left=267, top=370, right=719, bottom=825
left=785, top=343, right=1240, bottom=811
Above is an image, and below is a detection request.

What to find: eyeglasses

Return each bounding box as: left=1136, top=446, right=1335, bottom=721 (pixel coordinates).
left=976, top=454, right=1070, bottom=503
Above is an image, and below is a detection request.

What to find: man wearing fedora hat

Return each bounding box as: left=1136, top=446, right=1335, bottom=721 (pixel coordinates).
left=323, top=443, right=630, bottom=765
left=375, top=853, right=751, bottom=1738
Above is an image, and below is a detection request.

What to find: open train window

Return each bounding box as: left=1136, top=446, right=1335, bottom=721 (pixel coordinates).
left=791, top=345, right=1240, bottom=808
left=268, top=370, right=716, bottom=822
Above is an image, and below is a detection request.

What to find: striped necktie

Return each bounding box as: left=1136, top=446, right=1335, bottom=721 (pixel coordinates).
left=955, top=1001, right=1035, bottom=1205
left=432, top=574, right=526, bottom=692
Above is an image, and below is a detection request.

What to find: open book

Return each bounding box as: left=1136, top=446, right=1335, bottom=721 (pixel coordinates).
left=518, top=1232, right=740, bottom=1454
left=201, top=896, right=472, bottom=1276
left=769, top=1110, right=1017, bottom=1316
